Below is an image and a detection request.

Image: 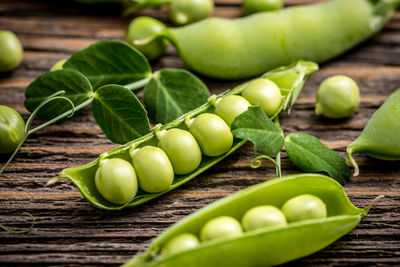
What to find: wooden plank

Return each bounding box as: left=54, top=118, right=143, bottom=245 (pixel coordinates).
left=0, top=0, right=399, bottom=266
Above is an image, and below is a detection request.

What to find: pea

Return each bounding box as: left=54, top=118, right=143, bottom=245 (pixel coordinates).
left=162, top=233, right=200, bottom=255
left=200, top=216, right=243, bottom=242
left=94, top=158, right=138, bottom=205
left=189, top=113, right=233, bottom=157
left=157, top=128, right=202, bottom=175
left=243, top=0, right=283, bottom=15
left=241, top=78, right=282, bottom=117
left=315, top=75, right=360, bottom=119
left=130, top=146, right=174, bottom=193
left=241, top=205, right=287, bottom=232
left=0, top=30, right=23, bottom=72
left=214, top=95, right=251, bottom=126
left=281, top=194, right=327, bottom=223
left=50, top=59, right=67, bottom=71
left=0, top=106, right=25, bottom=154
left=170, top=0, right=214, bottom=26
left=125, top=16, right=168, bottom=60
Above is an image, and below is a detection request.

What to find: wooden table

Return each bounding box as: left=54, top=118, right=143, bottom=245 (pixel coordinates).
left=1, top=0, right=399, bottom=266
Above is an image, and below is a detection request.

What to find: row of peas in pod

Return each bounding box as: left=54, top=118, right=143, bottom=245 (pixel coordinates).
left=94, top=78, right=283, bottom=205
left=162, top=194, right=327, bottom=256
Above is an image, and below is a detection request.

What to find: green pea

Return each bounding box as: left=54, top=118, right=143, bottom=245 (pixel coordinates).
left=162, top=233, right=200, bottom=255
left=125, top=16, right=168, bottom=60
left=241, top=78, right=282, bottom=117
left=189, top=113, right=233, bottom=157
left=214, top=95, right=251, bottom=126
left=200, top=216, right=243, bottom=242
left=315, top=75, right=360, bottom=119
left=0, top=30, right=23, bottom=72
left=130, top=146, right=174, bottom=193
left=157, top=128, right=202, bottom=175
left=281, top=194, right=327, bottom=223
left=94, top=158, right=138, bottom=205
left=243, top=0, right=283, bottom=15
left=241, top=205, right=287, bottom=232
left=50, top=59, right=67, bottom=71
left=0, top=106, right=25, bottom=154
left=170, top=0, right=214, bottom=26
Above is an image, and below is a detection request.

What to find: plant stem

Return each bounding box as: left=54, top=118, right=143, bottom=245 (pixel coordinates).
left=0, top=91, right=89, bottom=175
left=124, top=76, right=152, bottom=92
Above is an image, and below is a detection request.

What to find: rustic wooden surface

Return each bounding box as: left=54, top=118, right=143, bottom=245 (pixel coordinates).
left=1, top=0, right=400, bottom=266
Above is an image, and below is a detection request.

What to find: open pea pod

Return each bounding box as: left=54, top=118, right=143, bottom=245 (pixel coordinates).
left=123, top=174, right=369, bottom=267
left=48, top=61, right=318, bottom=210
left=347, top=88, right=400, bottom=176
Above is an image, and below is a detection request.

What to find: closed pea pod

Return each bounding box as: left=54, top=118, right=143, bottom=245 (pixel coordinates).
left=130, top=146, right=174, bottom=193
left=140, top=0, right=397, bottom=79
left=347, top=88, right=400, bottom=176
left=123, top=174, right=373, bottom=267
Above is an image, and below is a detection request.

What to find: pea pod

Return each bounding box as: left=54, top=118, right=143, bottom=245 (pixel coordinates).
left=47, top=61, right=317, bottom=210
left=145, top=0, right=397, bottom=79
left=347, top=88, right=400, bottom=176
left=123, top=173, right=371, bottom=267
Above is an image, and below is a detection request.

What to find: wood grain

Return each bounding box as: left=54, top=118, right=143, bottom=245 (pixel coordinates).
left=1, top=0, right=400, bottom=266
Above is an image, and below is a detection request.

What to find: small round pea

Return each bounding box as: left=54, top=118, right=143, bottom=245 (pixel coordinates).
left=281, top=194, right=327, bottom=223
left=162, top=233, right=200, bottom=255
left=242, top=78, right=282, bottom=117
left=214, top=95, right=251, bottom=126
left=0, top=106, right=25, bottom=154
left=158, top=128, right=202, bottom=175
left=130, top=146, right=174, bottom=193
left=315, top=75, right=360, bottom=119
left=0, top=30, right=23, bottom=72
left=50, top=59, right=67, bottom=71
left=189, top=113, right=233, bottom=157
left=125, top=16, right=168, bottom=60
left=241, top=205, right=287, bottom=232
left=200, top=216, right=243, bottom=242
left=243, top=0, right=283, bottom=15
left=170, top=0, right=214, bottom=26
left=94, top=158, right=138, bottom=205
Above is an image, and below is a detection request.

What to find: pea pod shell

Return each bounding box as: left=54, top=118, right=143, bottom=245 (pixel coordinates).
left=347, top=88, right=400, bottom=176
left=49, top=61, right=318, bottom=210
left=123, top=174, right=366, bottom=267
left=168, top=0, right=394, bottom=79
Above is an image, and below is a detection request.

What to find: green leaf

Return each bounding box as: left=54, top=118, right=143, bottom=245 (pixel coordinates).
left=64, top=40, right=151, bottom=91
left=144, top=68, right=210, bottom=124
left=231, top=106, right=284, bottom=156
left=285, top=133, right=351, bottom=185
left=24, top=69, right=93, bottom=120
left=92, top=84, right=150, bottom=144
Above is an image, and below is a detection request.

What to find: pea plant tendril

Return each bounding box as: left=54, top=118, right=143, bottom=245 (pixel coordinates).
left=0, top=91, right=76, bottom=175
left=0, top=212, right=35, bottom=234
